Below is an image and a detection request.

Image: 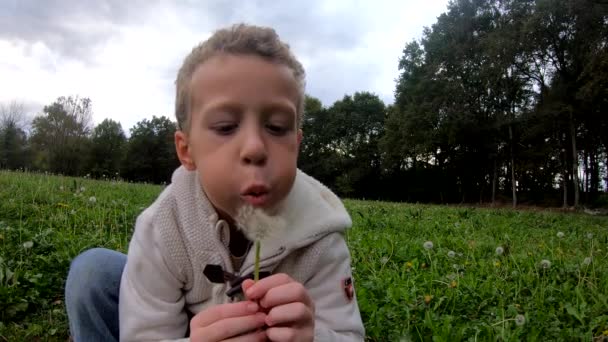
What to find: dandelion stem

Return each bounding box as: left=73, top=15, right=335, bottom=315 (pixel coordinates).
left=254, top=240, right=261, bottom=281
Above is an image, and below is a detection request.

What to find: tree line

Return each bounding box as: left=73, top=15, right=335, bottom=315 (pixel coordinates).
left=1, top=0, right=607, bottom=207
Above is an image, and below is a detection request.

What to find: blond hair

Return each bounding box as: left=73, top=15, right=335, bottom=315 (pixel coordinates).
left=175, top=23, right=306, bottom=131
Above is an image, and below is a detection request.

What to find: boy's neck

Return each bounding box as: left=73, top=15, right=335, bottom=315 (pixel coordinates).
left=228, top=224, right=251, bottom=257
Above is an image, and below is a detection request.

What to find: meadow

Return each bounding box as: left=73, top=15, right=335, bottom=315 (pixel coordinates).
left=1, top=170, right=607, bottom=341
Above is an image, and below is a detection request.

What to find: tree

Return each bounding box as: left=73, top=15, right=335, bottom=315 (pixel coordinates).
left=0, top=101, right=30, bottom=170
left=122, top=116, right=180, bottom=184
left=87, top=119, right=126, bottom=178
left=29, top=96, right=93, bottom=175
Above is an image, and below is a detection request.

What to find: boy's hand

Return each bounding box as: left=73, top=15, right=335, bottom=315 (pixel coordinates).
left=189, top=301, right=267, bottom=342
left=243, top=274, right=315, bottom=342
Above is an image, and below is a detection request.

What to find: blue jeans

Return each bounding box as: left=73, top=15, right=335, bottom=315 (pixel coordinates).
left=65, top=248, right=125, bottom=342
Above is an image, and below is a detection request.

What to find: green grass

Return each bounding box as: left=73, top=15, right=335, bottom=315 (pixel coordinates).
left=1, top=171, right=608, bottom=341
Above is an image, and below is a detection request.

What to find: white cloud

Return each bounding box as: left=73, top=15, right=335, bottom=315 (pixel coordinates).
left=0, top=0, right=450, bottom=131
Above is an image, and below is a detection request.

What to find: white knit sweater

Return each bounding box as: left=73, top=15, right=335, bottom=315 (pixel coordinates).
left=119, top=166, right=365, bottom=341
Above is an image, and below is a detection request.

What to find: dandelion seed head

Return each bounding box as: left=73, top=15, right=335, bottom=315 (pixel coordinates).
left=236, top=205, right=286, bottom=241
left=70, top=209, right=76, bottom=215
left=23, top=241, right=33, bottom=249
left=515, top=314, right=526, bottom=326
left=540, top=259, right=551, bottom=269
left=452, top=264, right=459, bottom=270
left=88, top=196, right=97, bottom=204
left=557, top=231, right=564, bottom=238
left=80, top=186, right=85, bottom=192
left=447, top=250, right=456, bottom=258
left=496, top=246, right=504, bottom=255
left=587, top=233, right=593, bottom=239
left=423, top=241, right=434, bottom=250
left=380, top=257, right=389, bottom=264
left=582, top=257, right=592, bottom=266
left=511, top=270, right=518, bottom=277
left=59, top=186, right=64, bottom=191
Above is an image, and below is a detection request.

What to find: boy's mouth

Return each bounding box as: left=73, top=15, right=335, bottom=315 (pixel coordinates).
left=241, top=185, right=270, bottom=207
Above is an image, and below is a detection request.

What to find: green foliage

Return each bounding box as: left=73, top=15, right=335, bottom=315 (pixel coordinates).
left=29, top=96, right=93, bottom=176
left=121, top=116, right=180, bottom=184
left=87, top=119, right=126, bottom=178
left=1, top=171, right=607, bottom=340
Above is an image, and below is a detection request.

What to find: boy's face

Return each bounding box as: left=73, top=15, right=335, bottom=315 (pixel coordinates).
left=175, top=54, right=302, bottom=222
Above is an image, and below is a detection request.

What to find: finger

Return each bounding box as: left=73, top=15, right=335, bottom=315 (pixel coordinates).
left=223, top=329, right=267, bottom=342
left=265, top=302, right=313, bottom=327
left=191, top=301, right=259, bottom=328
left=198, top=313, right=266, bottom=342
left=266, top=326, right=300, bottom=342
left=245, top=273, right=294, bottom=300
left=259, top=282, right=313, bottom=310
left=242, top=279, right=255, bottom=293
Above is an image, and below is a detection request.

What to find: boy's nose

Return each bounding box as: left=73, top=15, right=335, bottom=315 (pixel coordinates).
left=240, top=129, right=267, bottom=166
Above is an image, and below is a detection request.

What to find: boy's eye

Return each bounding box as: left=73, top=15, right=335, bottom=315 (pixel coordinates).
left=212, top=123, right=238, bottom=135
left=266, top=124, right=288, bottom=135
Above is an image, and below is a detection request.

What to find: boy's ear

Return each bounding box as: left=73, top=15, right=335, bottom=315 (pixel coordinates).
left=175, top=131, right=196, bottom=171
left=297, top=129, right=303, bottom=146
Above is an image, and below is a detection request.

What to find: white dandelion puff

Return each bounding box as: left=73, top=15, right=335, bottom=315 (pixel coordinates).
left=557, top=231, right=564, bottom=238
left=515, top=314, right=526, bottom=326
left=496, top=246, right=504, bottom=256
left=70, top=209, right=76, bottom=215
left=586, top=233, right=593, bottom=239
left=380, top=257, right=389, bottom=264
left=88, top=196, right=97, bottom=204
left=447, top=250, right=456, bottom=258
left=236, top=205, right=287, bottom=281
left=59, top=186, right=64, bottom=191
left=540, top=259, right=551, bottom=269
left=80, top=186, right=86, bottom=192
left=236, top=205, right=286, bottom=242
left=23, top=241, right=34, bottom=249
left=582, top=257, right=592, bottom=266
left=423, top=241, right=434, bottom=250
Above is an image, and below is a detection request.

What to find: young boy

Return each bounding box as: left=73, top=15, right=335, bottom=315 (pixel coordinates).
left=65, top=23, right=364, bottom=341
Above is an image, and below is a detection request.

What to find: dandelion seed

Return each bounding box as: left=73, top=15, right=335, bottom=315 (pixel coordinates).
left=587, top=233, right=593, bottom=239
left=447, top=250, right=456, bottom=258
left=582, top=257, right=592, bottom=266
left=88, top=196, right=97, bottom=204
left=557, top=231, right=564, bottom=238
left=423, top=241, right=434, bottom=250
left=380, top=257, right=389, bottom=264
left=236, top=205, right=287, bottom=281
left=515, top=314, right=526, bottom=326
left=496, top=246, right=504, bottom=255
left=540, top=259, right=551, bottom=269
left=23, top=241, right=33, bottom=249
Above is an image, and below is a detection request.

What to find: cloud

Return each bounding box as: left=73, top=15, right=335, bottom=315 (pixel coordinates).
left=0, top=0, right=450, bottom=131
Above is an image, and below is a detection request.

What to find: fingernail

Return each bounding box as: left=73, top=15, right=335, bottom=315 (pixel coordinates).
left=247, top=302, right=258, bottom=312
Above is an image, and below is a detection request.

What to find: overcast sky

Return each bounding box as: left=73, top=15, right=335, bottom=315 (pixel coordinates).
left=0, top=0, right=450, bottom=131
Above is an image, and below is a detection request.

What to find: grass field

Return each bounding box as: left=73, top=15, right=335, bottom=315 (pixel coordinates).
left=1, top=170, right=607, bottom=341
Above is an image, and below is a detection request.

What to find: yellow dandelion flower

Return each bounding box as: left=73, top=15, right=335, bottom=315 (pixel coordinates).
left=603, top=329, right=608, bottom=336
left=449, top=280, right=458, bottom=288
left=424, top=295, right=432, bottom=304
left=57, top=203, right=70, bottom=208
left=421, top=263, right=428, bottom=269
left=406, top=261, right=413, bottom=268
left=494, top=261, right=501, bottom=267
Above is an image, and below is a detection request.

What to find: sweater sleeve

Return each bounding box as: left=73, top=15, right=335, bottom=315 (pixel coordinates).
left=306, top=233, right=365, bottom=341
left=119, top=209, right=189, bottom=341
